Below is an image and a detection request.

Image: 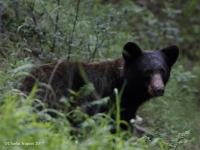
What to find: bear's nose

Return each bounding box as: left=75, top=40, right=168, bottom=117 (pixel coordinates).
left=154, top=87, right=164, bottom=96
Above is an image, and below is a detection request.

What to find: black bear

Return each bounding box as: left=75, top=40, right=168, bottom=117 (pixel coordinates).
left=21, top=42, right=179, bottom=130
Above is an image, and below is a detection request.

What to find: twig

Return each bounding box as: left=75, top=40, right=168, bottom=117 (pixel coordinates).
left=67, top=0, right=81, bottom=61
left=51, top=0, right=60, bottom=53
left=90, top=25, right=107, bottom=61
left=39, top=0, right=65, bottom=54
left=90, top=28, right=99, bottom=61
left=39, top=0, right=63, bottom=37
left=28, top=0, right=43, bottom=53
left=43, top=60, right=62, bottom=102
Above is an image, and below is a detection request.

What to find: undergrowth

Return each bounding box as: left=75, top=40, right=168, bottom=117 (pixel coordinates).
left=0, top=0, right=199, bottom=149
left=0, top=84, right=195, bottom=150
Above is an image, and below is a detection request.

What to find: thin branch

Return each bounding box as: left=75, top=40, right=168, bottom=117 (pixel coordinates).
left=67, top=0, right=81, bottom=61
left=90, top=27, right=99, bottom=61
left=28, top=1, right=43, bottom=54
left=90, top=26, right=107, bottom=61
left=39, top=0, right=63, bottom=37
left=51, top=0, right=60, bottom=52
left=43, top=60, right=62, bottom=102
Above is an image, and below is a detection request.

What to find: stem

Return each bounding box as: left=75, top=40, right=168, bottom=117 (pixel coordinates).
left=67, top=0, right=80, bottom=61
left=40, top=0, right=63, bottom=36
left=52, top=0, right=60, bottom=52
left=29, top=1, right=43, bottom=53
left=114, top=82, right=126, bottom=135
left=174, top=133, right=181, bottom=150
left=44, top=60, right=62, bottom=102
left=90, top=29, right=99, bottom=61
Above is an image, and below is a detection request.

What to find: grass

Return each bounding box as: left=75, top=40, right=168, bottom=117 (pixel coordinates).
left=0, top=65, right=198, bottom=150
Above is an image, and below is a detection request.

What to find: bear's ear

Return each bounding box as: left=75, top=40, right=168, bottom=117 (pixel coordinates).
left=123, top=42, right=142, bottom=62
left=161, top=45, right=179, bottom=67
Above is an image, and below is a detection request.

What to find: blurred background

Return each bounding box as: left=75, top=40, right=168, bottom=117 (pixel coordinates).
left=0, top=0, right=199, bottom=149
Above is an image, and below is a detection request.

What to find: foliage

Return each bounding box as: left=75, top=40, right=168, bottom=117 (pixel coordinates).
left=0, top=89, right=195, bottom=150
left=0, top=0, right=200, bottom=149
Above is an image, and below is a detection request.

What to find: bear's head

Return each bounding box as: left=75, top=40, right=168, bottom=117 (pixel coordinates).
left=122, top=42, right=179, bottom=98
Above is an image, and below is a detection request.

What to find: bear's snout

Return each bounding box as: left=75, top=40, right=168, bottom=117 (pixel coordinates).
left=148, top=74, right=165, bottom=97
left=154, top=86, right=164, bottom=96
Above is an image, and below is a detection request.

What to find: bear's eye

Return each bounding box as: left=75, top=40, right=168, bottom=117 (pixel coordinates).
left=160, top=68, right=166, bottom=74
left=143, top=69, right=152, bottom=76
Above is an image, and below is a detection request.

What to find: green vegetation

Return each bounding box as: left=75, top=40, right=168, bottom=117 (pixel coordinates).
left=0, top=0, right=199, bottom=149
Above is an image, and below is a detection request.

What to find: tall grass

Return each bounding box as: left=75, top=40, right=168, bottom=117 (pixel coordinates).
left=0, top=71, right=196, bottom=150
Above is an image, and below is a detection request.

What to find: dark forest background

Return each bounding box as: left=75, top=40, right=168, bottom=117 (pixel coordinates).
left=0, top=0, right=199, bottom=149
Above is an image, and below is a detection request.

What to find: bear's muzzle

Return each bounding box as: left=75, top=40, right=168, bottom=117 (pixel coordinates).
left=148, top=74, right=164, bottom=97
